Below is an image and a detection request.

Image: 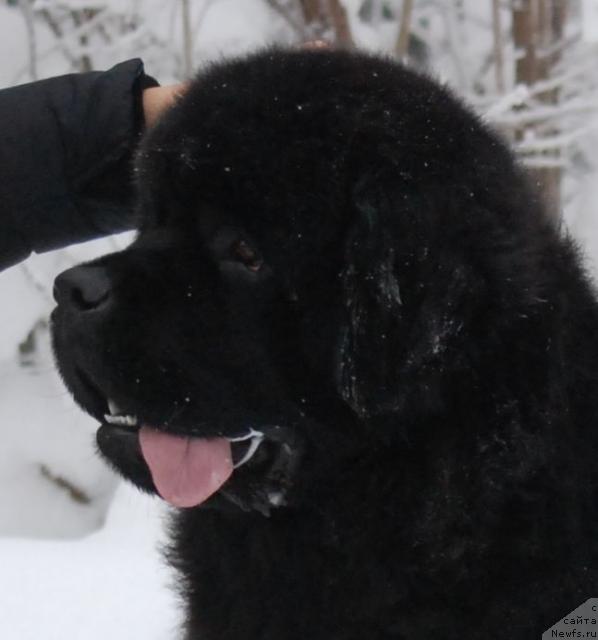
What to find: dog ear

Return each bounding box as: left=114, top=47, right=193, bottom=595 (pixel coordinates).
left=335, top=175, right=487, bottom=421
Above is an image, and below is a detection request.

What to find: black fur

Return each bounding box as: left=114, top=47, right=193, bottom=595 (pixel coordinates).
left=51, top=49, right=598, bottom=639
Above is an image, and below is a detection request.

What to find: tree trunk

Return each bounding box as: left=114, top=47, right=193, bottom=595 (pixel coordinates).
left=326, top=0, right=353, bottom=46
left=512, top=0, right=567, bottom=225
left=395, top=0, right=414, bottom=61
left=299, top=0, right=354, bottom=46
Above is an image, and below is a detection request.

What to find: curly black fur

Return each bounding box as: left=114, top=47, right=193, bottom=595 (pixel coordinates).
left=52, top=49, right=598, bottom=639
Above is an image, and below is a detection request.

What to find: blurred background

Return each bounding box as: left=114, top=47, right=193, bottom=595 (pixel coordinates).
left=1, top=1, right=598, bottom=638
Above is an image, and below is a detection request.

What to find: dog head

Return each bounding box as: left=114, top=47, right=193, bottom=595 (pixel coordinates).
left=51, top=48, right=564, bottom=517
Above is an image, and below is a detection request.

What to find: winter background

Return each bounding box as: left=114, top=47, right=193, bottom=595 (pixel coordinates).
left=1, top=1, right=598, bottom=638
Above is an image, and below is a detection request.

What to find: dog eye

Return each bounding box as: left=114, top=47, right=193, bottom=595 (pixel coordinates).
left=230, top=240, right=263, bottom=272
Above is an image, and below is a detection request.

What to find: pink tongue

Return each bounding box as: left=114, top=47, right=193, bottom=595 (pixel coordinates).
left=139, top=426, right=233, bottom=508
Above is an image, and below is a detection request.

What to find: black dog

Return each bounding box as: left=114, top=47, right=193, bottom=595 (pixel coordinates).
left=51, top=48, right=598, bottom=639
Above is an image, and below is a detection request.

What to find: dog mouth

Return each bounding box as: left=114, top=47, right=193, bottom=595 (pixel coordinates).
left=104, top=401, right=266, bottom=472
left=75, top=369, right=304, bottom=516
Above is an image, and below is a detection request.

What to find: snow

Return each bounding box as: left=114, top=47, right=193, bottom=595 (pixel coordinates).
left=563, top=128, right=598, bottom=280
left=582, top=0, right=598, bottom=42
left=0, top=484, right=181, bottom=640
left=0, top=351, right=116, bottom=539
left=0, top=6, right=28, bottom=86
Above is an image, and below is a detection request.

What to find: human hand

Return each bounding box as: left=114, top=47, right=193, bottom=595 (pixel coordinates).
left=142, top=83, right=188, bottom=128
left=141, top=45, right=328, bottom=128
left=141, top=45, right=328, bottom=129
left=302, top=40, right=329, bottom=50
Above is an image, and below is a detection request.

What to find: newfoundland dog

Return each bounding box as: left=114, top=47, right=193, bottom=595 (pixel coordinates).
left=51, top=48, right=598, bottom=639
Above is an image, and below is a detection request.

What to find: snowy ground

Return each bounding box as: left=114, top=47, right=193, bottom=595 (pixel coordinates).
left=0, top=484, right=181, bottom=640
left=1, top=1, right=598, bottom=638
left=0, top=237, right=185, bottom=637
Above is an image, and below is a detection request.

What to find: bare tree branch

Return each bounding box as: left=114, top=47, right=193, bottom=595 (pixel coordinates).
left=491, top=0, right=505, bottom=93
left=19, top=262, right=52, bottom=303
left=181, top=0, right=193, bottom=77
left=263, top=0, right=309, bottom=39
left=396, top=0, right=414, bottom=61
left=193, top=0, right=220, bottom=37
left=300, top=0, right=324, bottom=24
left=19, top=0, right=38, bottom=81
left=297, top=0, right=354, bottom=45
left=325, top=0, right=353, bottom=47
left=512, top=0, right=570, bottom=224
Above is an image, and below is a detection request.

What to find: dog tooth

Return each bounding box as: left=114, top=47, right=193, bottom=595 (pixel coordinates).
left=108, top=399, right=121, bottom=416
left=104, top=414, right=138, bottom=428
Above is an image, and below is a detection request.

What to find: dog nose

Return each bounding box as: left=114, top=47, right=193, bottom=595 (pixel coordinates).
left=53, top=265, right=112, bottom=312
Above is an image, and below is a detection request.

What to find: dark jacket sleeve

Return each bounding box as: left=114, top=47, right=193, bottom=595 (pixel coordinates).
left=0, top=59, right=158, bottom=271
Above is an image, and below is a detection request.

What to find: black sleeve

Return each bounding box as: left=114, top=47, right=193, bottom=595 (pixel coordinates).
left=0, top=59, right=158, bottom=271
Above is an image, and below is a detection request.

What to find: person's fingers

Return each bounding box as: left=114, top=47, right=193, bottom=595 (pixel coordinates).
left=142, top=83, right=188, bottom=128
left=301, top=40, right=330, bottom=50
left=142, top=43, right=328, bottom=128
